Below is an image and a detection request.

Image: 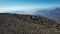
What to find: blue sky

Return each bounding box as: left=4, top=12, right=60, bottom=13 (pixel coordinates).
left=0, top=0, right=60, bottom=7
left=0, top=0, right=60, bottom=12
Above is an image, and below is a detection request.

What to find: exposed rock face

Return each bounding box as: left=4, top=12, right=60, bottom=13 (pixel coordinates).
left=0, top=13, right=60, bottom=34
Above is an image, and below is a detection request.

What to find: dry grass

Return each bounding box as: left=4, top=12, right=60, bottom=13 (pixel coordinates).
left=0, top=13, right=60, bottom=34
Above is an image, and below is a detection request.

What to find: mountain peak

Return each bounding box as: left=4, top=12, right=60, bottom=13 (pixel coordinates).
left=54, top=8, right=60, bottom=11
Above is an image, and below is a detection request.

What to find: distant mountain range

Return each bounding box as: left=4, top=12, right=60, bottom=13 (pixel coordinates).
left=5, top=11, right=26, bottom=14
left=35, top=8, right=60, bottom=21
left=3, top=8, right=60, bottom=21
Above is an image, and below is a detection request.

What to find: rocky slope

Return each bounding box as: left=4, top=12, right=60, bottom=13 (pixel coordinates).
left=0, top=13, right=60, bottom=34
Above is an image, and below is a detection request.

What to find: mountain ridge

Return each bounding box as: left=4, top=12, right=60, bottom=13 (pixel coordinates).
left=0, top=13, right=60, bottom=34
left=36, top=8, right=60, bottom=21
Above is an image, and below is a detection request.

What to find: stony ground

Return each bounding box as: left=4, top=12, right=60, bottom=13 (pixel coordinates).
left=0, top=13, right=60, bottom=34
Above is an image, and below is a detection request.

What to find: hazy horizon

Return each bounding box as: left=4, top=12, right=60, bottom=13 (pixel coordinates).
left=0, top=0, right=60, bottom=12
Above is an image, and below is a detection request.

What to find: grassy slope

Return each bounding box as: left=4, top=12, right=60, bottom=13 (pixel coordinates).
left=0, top=13, right=60, bottom=34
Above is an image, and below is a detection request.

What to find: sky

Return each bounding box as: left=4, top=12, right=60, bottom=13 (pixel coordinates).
left=0, top=0, right=60, bottom=12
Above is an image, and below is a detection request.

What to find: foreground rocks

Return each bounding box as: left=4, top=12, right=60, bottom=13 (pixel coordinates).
left=0, top=13, right=60, bottom=34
